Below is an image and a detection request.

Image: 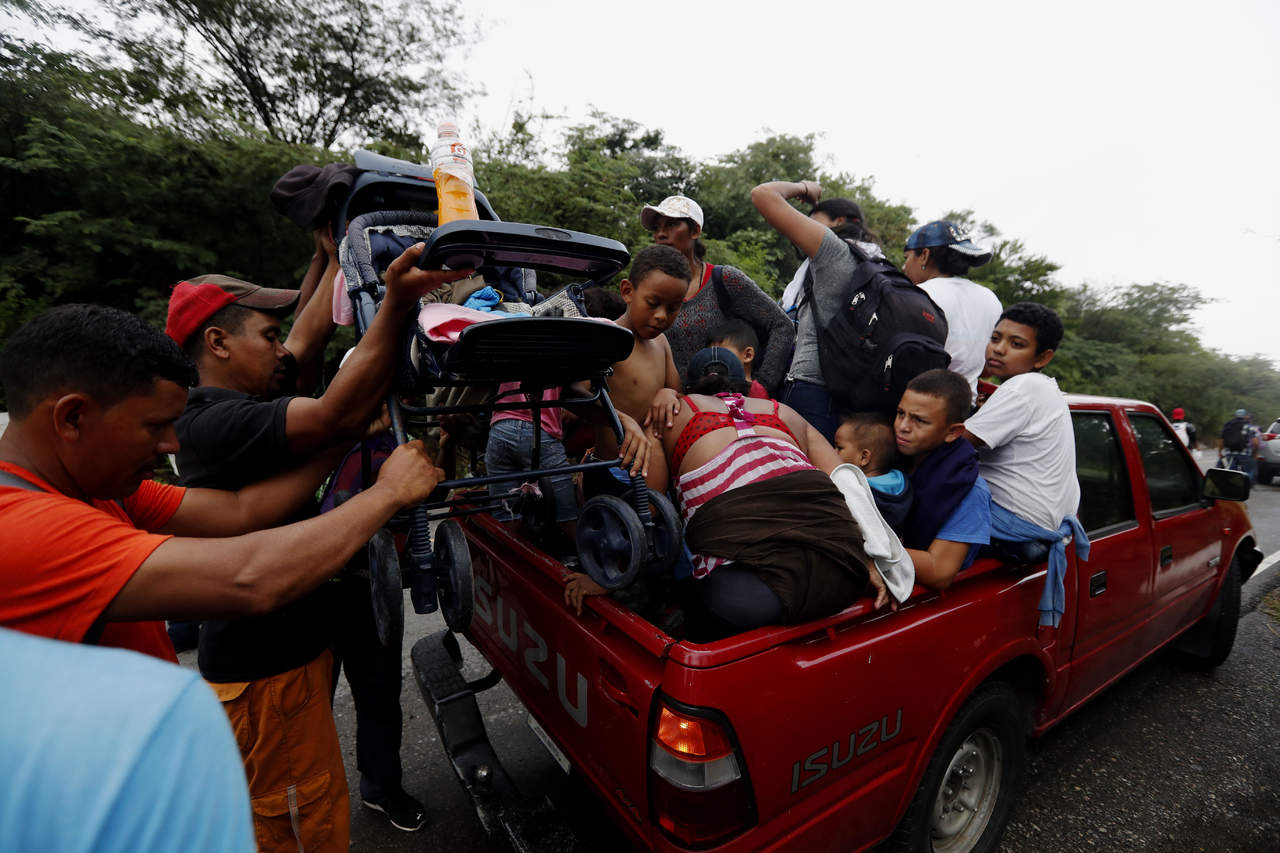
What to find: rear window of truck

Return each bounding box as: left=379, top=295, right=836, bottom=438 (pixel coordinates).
left=1072, top=411, right=1136, bottom=535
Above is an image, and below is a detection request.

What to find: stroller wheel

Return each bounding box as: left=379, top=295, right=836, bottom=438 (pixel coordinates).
left=576, top=495, right=645, bottom=590
left=434, top=520, right=474, bottom=634
left=645, top=488, right=684, bottom=575
left=367, top=528, right=404, bottom=648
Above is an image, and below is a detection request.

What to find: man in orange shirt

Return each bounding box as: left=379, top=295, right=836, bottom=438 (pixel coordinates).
left=0, top=299, right=449, bottom=659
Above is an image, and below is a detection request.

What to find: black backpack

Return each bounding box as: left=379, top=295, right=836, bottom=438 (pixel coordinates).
left=1221, top=418, right=1248, bottom=451
left=805, top=240, right=951, bottom=415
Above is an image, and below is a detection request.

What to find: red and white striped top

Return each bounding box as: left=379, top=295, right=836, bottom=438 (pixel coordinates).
left=674, top=396, right=815, bottom=578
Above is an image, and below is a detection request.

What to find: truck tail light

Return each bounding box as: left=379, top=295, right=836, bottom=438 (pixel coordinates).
left=648, top=698, right=756, bottom=849
left=1263, top=433, right=1277, bottom=441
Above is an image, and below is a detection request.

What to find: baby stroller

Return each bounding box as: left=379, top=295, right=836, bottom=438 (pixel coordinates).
left=334, top=151, right=683, bottom=646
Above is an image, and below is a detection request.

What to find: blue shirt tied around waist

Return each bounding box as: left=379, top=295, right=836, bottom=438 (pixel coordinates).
left=989, top=502, right=1090, bottom=627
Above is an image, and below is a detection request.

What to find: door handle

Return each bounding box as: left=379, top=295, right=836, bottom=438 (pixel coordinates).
left=598, top=661, right=639, bottom=716
left=1089, top=571, right=1107, bottom=597
left=1160, top=545, right=1173, bottom=569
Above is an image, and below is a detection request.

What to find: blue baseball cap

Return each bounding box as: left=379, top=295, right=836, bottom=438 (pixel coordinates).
left=687, top=346, right=745, bottom=385
left=905, top=220, right=993, bottom=264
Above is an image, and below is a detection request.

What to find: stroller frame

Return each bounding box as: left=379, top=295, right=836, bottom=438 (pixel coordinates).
left=337, top=155, right=680, bottom=641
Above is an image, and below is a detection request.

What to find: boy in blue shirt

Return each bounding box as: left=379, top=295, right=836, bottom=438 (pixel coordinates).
left=894, top=369, right=992, bottom=590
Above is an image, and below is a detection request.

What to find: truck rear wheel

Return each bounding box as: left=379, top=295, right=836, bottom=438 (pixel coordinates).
left=886, top=682, right=1027, bottom=853
left=1174, top=558, right=1241, bottom=670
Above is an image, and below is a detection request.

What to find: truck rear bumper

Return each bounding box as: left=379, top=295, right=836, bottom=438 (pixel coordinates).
left=410, top=629, right=588, bottom=852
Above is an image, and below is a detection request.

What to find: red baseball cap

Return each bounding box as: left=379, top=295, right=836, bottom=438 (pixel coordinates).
left=165, top=274, right=299, bottom=347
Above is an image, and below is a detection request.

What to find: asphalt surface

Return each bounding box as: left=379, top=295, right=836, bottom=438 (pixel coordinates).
left=185, top=450, right=1280, bottom=852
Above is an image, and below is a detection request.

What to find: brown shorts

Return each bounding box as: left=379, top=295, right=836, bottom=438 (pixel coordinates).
left=209, top=650, right=349, bottom=853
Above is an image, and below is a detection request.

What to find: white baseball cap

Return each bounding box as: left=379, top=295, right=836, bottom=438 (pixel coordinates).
left=641, top=195, right=704, bottom=230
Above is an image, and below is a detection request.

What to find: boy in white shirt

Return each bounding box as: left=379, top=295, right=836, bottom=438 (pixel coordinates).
left=963, top=302, right=1088, bottom=626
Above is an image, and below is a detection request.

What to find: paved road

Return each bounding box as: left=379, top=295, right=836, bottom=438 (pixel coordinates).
left=194, top=459, right=1280, bottom=852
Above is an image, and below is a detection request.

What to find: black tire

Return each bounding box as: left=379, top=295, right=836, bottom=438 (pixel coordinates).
left=434, top=520, right=474, bottom=634
left=645, top=488, right=683, bottom=575
left=576, top=494, right=645, bottom=590
left=1175, top=558, right=1241, bottom=670
left=885, top=682, right=1027, bottom=853
left=367, top=528, right=404, bottom=649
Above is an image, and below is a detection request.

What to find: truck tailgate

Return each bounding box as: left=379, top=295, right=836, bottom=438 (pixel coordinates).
left=462, top=514, right=672, bottom=842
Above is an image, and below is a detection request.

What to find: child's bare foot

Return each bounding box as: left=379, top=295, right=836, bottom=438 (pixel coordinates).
left=564, top=571, right=608, bottom=615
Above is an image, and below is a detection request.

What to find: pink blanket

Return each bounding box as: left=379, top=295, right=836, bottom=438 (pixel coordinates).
left=416, top=303, right=618, bottom=343
left=416, top=303, right=508, bottom=343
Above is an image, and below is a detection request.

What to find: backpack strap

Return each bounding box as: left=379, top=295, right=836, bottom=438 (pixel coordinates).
left=708, top=264, right=730, bottom=315
left=801, top=238, right=875, bottom=309
left=843, top=237, right=874, bottom=263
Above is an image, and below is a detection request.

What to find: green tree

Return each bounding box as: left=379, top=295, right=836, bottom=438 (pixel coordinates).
left=65, top=0, right=476, bottom=148
left=1063, top=282, right=1205, bottom=356
left=0, top=34, right=316, bottom=350
left=692, top=134, right=915, bottom=293
left=940, top=211, right=1066, bottom=308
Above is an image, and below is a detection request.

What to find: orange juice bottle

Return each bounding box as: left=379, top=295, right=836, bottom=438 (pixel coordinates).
left=430, top=121, right=478, bottom=224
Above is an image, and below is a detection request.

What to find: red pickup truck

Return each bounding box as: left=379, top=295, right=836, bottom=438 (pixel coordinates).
left=411, top=394, right=1263, bottom=853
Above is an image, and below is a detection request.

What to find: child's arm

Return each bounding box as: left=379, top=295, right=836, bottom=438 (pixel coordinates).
left=648, top=337, right=684, bottom=431
left=906, top=540, right=972, bottom=591
left=283, top=230, right=341, bottom=395
left=566, top=380, right=653, bottom=477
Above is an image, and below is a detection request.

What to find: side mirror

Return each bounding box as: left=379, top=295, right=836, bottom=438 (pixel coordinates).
left=1203, top=467, right=1251, bottom=502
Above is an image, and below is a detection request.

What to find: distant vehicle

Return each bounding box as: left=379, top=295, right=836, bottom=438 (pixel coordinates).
left=1255, top=418, right=1280, bottom=485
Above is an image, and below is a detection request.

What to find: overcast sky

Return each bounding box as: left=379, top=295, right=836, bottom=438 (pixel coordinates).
left=460, top=0, right=1280, bottom=362
left=12, top=1, right=1280, bottom=361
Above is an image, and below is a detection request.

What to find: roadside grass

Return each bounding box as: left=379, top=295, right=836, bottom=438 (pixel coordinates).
left=1262, top=589, right=1280, bottom=625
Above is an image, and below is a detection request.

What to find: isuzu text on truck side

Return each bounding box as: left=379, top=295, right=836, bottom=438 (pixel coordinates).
left=410, top=395, right=1262, bottom=853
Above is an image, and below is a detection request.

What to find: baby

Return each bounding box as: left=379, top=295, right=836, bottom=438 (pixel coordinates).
left=834, top=412, right=913, bottom=531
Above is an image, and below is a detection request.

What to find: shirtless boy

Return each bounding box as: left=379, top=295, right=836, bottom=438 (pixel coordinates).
left=586, top=244, right=688, bottom=491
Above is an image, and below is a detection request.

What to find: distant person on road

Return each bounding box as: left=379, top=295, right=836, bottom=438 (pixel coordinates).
left=642, top=194, right=794, bottom=396
left=902, top=220, right=1002, bottom=405
left=1220, top=409, right=1253, bottom=474
left=1170, top=407, right=1198, bottom=450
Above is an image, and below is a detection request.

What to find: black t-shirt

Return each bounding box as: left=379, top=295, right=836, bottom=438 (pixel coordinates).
left=176, top=386, right=335, bottom=683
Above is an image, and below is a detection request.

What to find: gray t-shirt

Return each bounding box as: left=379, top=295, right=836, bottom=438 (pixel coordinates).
left=788, top=231, right=882, bottom=384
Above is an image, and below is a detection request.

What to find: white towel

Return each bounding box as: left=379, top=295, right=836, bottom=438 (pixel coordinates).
left=829, top=463, right=916, bottom=603
left=779, top=259, right=810, bottom=311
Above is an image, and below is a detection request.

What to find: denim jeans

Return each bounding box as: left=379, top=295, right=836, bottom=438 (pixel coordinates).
left=484, top=419, right=577, bottom=522
left=779, top=378, right=839, bottom=442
